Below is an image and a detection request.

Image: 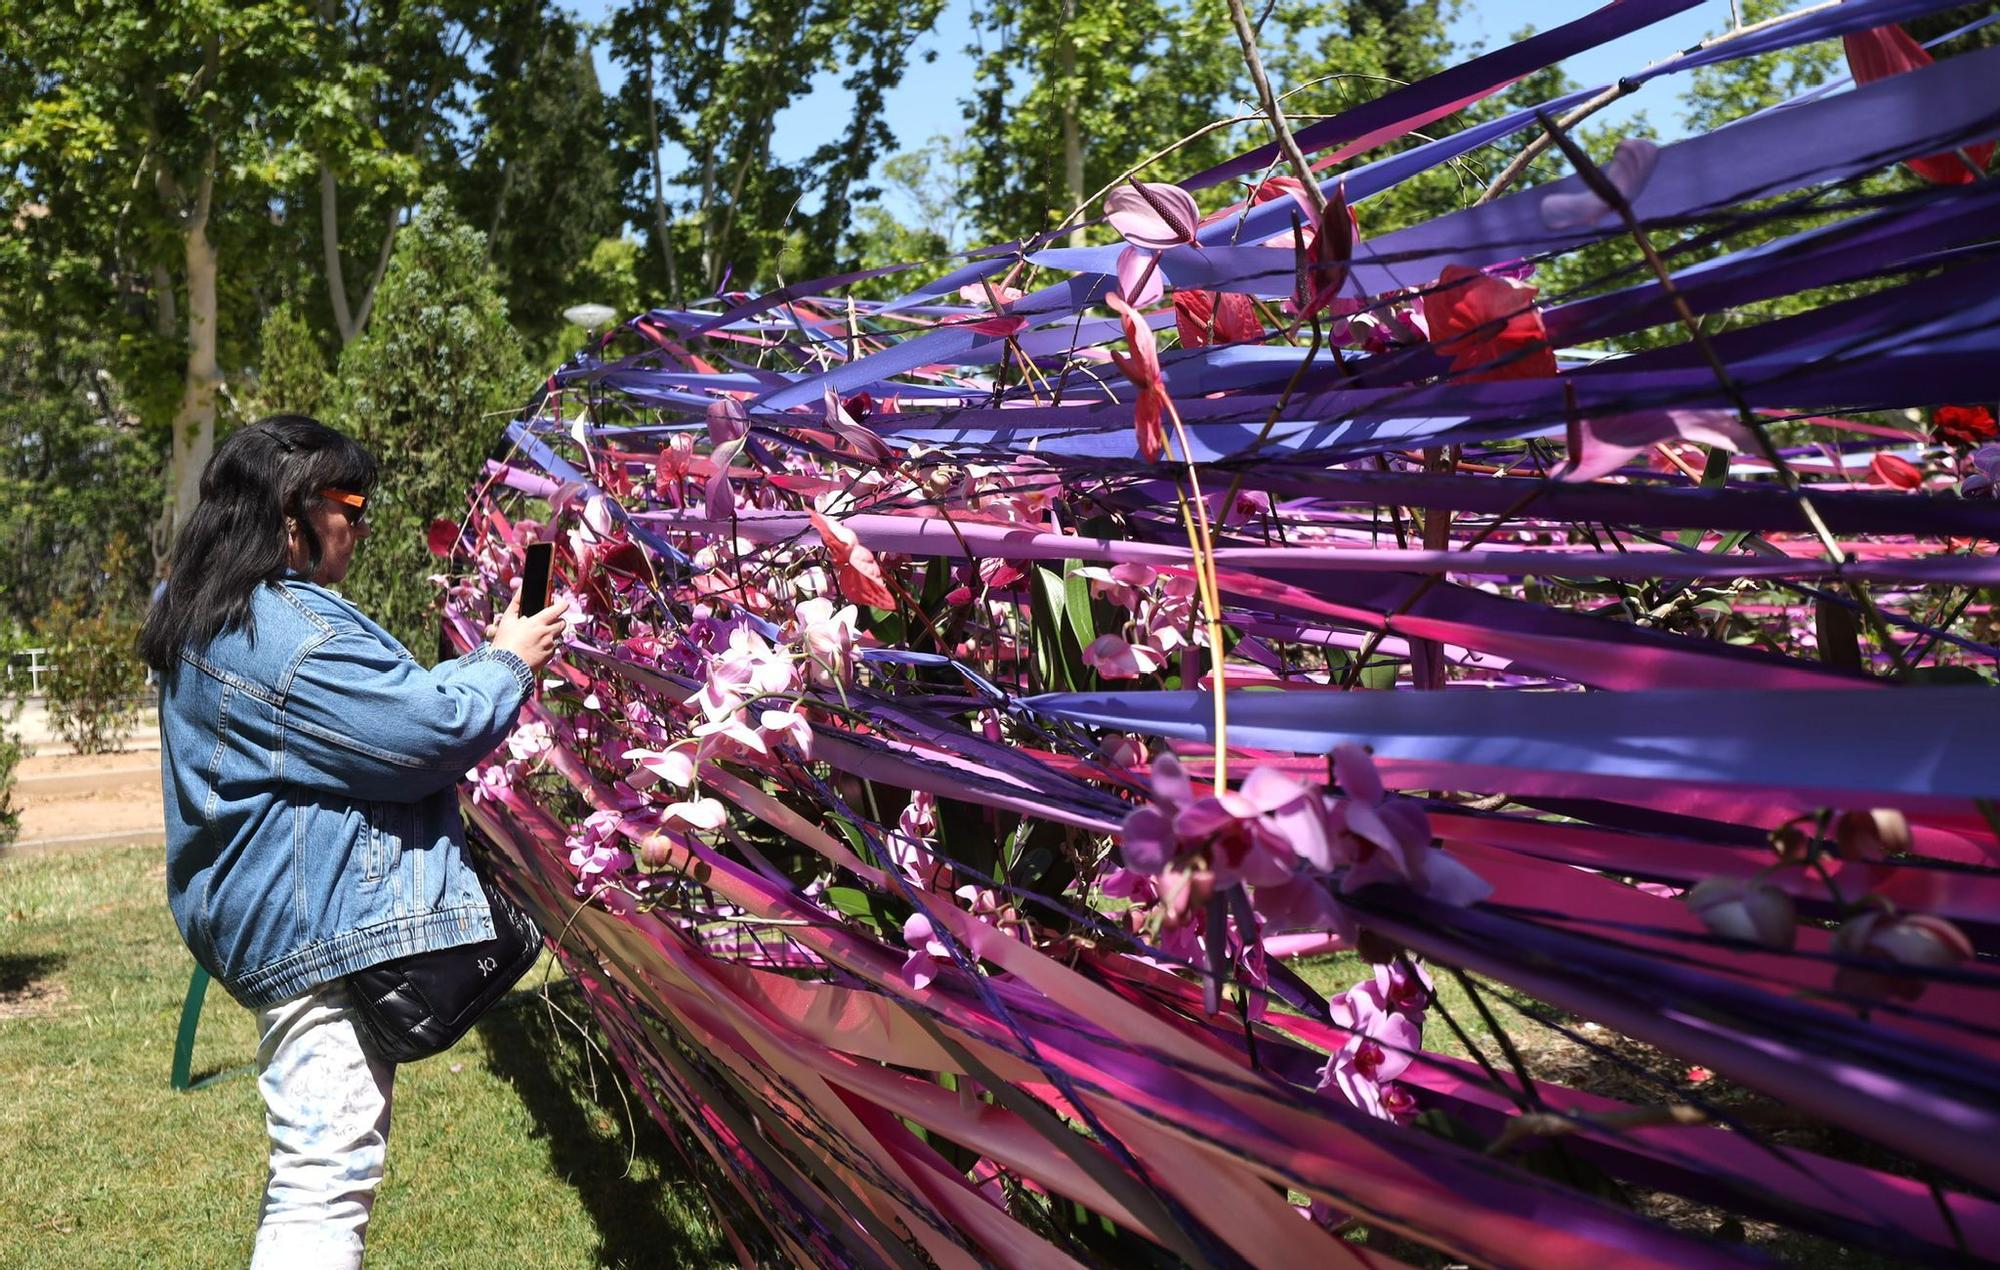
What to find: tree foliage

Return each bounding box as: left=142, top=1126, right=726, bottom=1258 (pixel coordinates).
left=329, top=197, right=529, bottom=656
left=607, top=0, right=947, bottom=301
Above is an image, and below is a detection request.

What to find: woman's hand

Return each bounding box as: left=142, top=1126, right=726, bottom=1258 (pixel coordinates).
left=488, top=592, right=568, bottom=674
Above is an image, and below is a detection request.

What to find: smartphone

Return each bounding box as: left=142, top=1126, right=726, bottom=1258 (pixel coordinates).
left=519, top=542, right=556, bottom=614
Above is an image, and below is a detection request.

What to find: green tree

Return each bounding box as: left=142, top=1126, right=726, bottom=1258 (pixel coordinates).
left=963, top=0, right=1244, bottom=244
left=248, top=301, right=333, bottom=419
left=329, top=196, right=529, bottom=656
left=0, top=1, right=317, bottom=542
left=452, top=5, right=625, bottom=343
left=0, top=328, right=161, bottom=626
left=607, top=0, right=947, bottom=301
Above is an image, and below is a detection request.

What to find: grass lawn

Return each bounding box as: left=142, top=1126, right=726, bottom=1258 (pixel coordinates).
left=0, top=844, right=724, bottom=1269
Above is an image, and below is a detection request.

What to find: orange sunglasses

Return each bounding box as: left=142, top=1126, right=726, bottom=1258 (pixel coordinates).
left=319, top=488, right=369, bottom=524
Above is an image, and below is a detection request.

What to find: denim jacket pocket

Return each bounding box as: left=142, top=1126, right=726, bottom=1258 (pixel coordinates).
left=363, top=801, right=403, bottom=884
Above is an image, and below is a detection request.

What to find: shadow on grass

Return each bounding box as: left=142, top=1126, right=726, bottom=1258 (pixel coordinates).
left=0, top=950, right=64, bottom=995
left=476, top=982, right=725, bottom=1269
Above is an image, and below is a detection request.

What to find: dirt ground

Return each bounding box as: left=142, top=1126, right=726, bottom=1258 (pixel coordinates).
left=10, top=745, right=164, bottom=851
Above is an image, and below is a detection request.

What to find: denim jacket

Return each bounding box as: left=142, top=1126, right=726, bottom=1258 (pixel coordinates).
left=160, top=579, right=533, bottom=1008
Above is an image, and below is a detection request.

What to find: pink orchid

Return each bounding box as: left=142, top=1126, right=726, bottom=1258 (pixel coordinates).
left=1422, top=263, right=1558, bottom=382
left=1319, top=982, right=1422, bottom=1123
left=1563, top=409, right=1757, bottom=483
left=468, top=761, right=513, bottom=806
left=1685, top=876, right=1797, bottom=949
left=1105, top=293, right=1170, bottom=463
left=899, top=913, right=952, bottom=990
left=1540, top=138, right=1661, bottom=230
left=1172, top=289, right=1265, bottom=347
left=660, top=796, right=727, bottom=834
left=1832, top=902, right=1973, bottom=1003
left=758, top=708, right=813, bottom=757
left=1121, top=753, right=1331, bottom=895
left=809, top=509, right=898, bottom=609
left=1115, top=245, right=1165, bottom=308
left=789, top=596, right=859, bottom=685
left=1104, top=181, right=1200, bottom=251
left=623, top=744, right=695, bottom=788
left=506, top=719, right=553, bottom=762
left=710, top=626, right=797, bottom=701
left=691, top=710, right=769, bottom=758
left=1332, top=744, right=1491, bottom=906
left=1081, top=633, right=1167, bottom=679
left=1076, top=562, right=1157, bottom=609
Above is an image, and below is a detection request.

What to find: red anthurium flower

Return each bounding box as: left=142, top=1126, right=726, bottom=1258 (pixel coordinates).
left=1868, top=453, right=1923, bottom=489
left=1105, top=181, right=1200, bottom=250
left=426, top=518, right=465, bottom=558
left=1173, top=289, right=1265, bottom=347
left=1296, top=183, right=1357, bottom=319
left=809, top=509, right=897, bottom=609
left=1422, top=263, right=1558, bottom=382
left=1106, top=293, right=1171, bottom=463
left=1843, top=26, right=1993, bottom=184
left=1934, top=404, right=1998, bottom=446
left=1249, top=174, right=1319, bottom=242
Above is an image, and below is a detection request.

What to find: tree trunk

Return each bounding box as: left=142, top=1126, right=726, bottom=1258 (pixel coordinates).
left=319, top=159, right=357, bottom=344
left=642, top=52, right=678, bottom=303
left=1060, top=0, right=1085, bottom=248
left=168, top=152, right=220, bottom=539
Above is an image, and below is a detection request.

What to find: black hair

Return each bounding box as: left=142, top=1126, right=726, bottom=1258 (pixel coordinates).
left=139, top=415, right=378, bottom=672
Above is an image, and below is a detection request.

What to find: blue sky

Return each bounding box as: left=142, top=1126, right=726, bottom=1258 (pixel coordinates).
left=567, top=0, right=1744, bottom=222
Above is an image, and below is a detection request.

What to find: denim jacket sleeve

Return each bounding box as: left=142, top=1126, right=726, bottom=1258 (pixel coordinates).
left=278, top=629, right=536, bottom=804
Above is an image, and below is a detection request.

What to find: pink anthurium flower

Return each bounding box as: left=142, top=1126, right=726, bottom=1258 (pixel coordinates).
left=1248, top=174, right=1319, bottom=241
left=1105, top=181, right=1200, bottom=250
left=1563, top=409, right=1757, bottom=482
left=1540, top=138, right=1661, bottom=230
left=1115, top=245, right=1165, bottom=307
left=705, top=438, right=742, bottom=520
left=705, top=396, right=749, bottom=445
left=1105, top=293, right=1170, bottom=463
left=1843, top=25, right=1993, bottom=185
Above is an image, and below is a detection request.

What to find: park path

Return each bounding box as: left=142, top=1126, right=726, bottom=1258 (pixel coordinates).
left=7, top=700, right=164, bottom=855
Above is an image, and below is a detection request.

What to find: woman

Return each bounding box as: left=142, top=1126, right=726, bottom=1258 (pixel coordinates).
left=140, top=415, right=567, bottom=1267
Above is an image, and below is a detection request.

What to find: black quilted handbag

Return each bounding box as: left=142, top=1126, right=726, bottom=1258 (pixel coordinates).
left=345, top=863, right=544, bottom=1064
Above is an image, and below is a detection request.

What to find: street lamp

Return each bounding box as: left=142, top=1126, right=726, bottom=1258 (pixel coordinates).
left=562, top=303, right=618, bottom=329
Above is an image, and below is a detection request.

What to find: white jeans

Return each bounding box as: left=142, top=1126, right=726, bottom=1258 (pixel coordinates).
left=250, top=981, right=396, bottom=1269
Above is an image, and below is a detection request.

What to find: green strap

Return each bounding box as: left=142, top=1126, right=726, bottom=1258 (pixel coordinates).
left=169, top=965, right=210, bottom=1091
